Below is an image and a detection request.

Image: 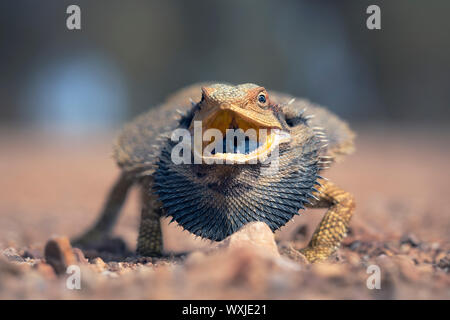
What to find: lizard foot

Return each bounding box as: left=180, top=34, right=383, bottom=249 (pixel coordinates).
left=72, top=232, right=128, bottom=255
left=299, top=245, right=336, bottom=263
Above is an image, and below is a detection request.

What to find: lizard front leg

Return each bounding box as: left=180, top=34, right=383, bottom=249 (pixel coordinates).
left=136, top=178, right=164, bottom=257
left=72, top=173, right=133, bottom=248
left=300, top=179, right=355, bottom=263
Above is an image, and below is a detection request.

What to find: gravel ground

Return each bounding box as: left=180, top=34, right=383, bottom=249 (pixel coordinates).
left=0, top=126, right=449, bottom=299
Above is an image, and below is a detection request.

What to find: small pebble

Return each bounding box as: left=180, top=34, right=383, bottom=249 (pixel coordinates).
left=400, top=233, right=421, bottom=247
left=44, top=236, right=77, bottom=275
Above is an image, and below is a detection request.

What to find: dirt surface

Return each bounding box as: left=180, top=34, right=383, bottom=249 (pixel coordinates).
left=0, top=126, right=449, bottom=299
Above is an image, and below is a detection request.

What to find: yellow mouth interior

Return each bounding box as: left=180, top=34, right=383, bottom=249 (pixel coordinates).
left=193, top=109, right=289, bottom=163
left=206, top=110, right=267, bottom=138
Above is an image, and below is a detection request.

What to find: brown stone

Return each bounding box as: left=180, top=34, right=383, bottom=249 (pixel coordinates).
left=44, top=236, right=77, bottom=275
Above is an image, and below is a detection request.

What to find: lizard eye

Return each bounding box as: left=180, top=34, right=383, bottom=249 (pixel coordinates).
left=257, top=93, right=267, bottom=105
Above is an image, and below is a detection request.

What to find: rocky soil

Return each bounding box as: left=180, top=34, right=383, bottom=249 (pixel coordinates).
left=0, top=126, right=449, bottom=299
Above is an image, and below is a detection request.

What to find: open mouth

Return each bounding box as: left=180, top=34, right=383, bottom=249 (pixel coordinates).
left=212, top=136, right=261, bottom=155
left=191, top=108, right=290, bottom=164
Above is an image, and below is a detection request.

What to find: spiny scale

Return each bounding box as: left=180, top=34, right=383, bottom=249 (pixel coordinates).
left=154, top=130, right=322, bottom=241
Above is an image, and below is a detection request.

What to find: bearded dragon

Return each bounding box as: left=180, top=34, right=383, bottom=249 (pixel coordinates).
left=73, top=83, right=355, bottom=263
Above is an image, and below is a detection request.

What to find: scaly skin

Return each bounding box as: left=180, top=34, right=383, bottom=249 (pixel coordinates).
left=136, top=177, right=164, bottom=256
left=73, top=83, right=356, bottom=263
left=301, top=179, right=355, bottom=262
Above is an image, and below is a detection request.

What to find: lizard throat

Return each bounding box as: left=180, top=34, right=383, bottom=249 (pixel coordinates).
left=153, top=129, right=323, bottom=241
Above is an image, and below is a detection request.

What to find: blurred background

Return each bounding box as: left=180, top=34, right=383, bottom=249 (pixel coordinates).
left=0, top=0, right=449, bottom=299
left=1, top=0, right=449, bottom=133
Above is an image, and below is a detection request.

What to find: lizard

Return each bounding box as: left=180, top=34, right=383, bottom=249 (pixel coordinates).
left=73, top=83, right=355, bottom=263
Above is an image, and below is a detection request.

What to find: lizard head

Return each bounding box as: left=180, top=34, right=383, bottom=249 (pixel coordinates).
left=154, top=83, right=322, bottom=241
left=189, top=83, right=290, bottom=164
